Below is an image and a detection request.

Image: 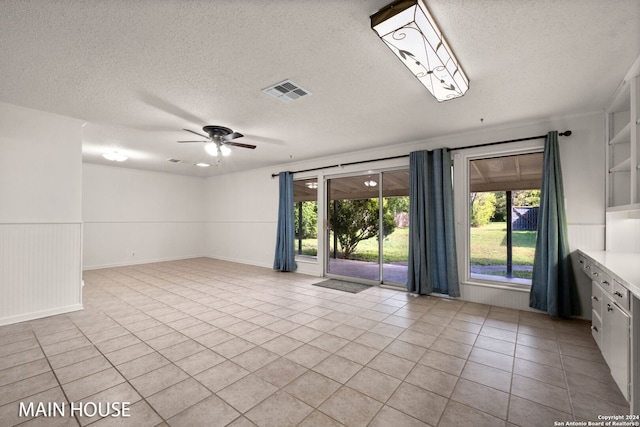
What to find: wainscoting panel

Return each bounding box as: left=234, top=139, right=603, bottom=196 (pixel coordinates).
left=567, top=223, right=606, bottom=251
left=459, top=223, right=603, bottom=318
left=460, top=282, right=533, bottom=312
left=0, top=223, right=83, bottom=326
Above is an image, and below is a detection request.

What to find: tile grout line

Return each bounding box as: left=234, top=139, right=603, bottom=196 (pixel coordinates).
left=3, top=258, right=624, bottom=426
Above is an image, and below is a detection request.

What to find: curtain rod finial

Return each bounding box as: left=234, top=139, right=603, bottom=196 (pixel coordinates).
left=560, top=130, right=572, bottom=136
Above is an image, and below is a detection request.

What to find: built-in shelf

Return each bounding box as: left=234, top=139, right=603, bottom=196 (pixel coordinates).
left=606, top=55, right=640, bottom=210
left=610, top=157, right=632, bottom=173
left=609, top=81, right=631, bottom=113
left=609, top=122, right=631, bottom=145
left=607, top=202, right=640, bottom=213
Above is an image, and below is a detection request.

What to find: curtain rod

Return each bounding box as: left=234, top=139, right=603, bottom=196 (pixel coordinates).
left=270, top=154, right=409, bottom=178
left=270, top=130, right=572, bottom=178
left=451, top=130, right=572, bottom=152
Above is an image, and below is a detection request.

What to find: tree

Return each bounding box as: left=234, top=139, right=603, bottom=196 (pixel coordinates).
left=329, top=199, right=396, bottom=259
left=513, top=189, right=540, bottom=206
left=470, top=192, right=497, bottom=227
left=294, top=201, right=317, bottom=239
left=493, top=192, right=506, bottom=222
left=386, top=196, right=409, bottom=215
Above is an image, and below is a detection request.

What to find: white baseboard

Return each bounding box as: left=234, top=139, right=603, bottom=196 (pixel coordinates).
left=0, top=304, right=84, bottom=327
left=82, top=254, right=205, bottom=271
left=204, top=254, right=273, bottom=270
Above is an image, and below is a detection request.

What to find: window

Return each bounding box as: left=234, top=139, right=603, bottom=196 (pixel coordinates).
left=468, top=153, right=542, bottom=285
left=293, top=178, right=318, bottom=259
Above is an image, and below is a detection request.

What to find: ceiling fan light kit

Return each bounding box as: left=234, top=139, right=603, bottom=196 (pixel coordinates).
left=220, top=145, right=231, bottom=157
left=205, top=143, right=219, bottom=157
left=371, top=0, right=469, bottom=102
left=178, top=125, right=256, bottom=159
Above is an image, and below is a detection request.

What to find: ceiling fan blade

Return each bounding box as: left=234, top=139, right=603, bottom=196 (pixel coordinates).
left=225, top=141, right=257, bottom=149
left=223, top=132, right=244, bottom=141
left=177, top=140, right=208, bottom=143
left=183, top=129, right=210, bottom=139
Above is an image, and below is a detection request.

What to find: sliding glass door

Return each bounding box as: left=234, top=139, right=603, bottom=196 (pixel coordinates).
left=327, top=175, right=380, bottom=281
left=381, top=170, right=410, bottom=285
left=326, top=170, right=409, bottom=285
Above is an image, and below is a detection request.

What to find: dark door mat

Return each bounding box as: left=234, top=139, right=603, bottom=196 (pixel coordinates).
left=312, top=279, right=373, bottom=293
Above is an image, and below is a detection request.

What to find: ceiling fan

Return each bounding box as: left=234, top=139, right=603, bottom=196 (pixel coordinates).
left=178, top=125, right=256, bottom=157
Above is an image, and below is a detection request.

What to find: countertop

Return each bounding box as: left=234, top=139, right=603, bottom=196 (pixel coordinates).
left=579, top=250, right=640, bottom=299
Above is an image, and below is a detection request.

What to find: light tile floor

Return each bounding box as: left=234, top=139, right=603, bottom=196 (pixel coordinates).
left=0, top=258, right=631, bottom=426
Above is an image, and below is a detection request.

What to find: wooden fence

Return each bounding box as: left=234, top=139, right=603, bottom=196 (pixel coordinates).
left=512, top=206, right=538, bottom=231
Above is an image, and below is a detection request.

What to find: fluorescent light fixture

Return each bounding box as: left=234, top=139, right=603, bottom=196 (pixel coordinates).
left=205, top=143, right=219, bottom=157
left=195, top=163, right=211, bottom=167
left=220, top=145, right=231, bottom=157
left=364, top=179, right=378, bottom=187
left=102, top=152, right=128, bottom=162
left=371, top=0, right=469, bottom=102
left=305, top=181, right=319, bottom=189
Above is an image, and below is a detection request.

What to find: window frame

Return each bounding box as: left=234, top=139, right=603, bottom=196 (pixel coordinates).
left=452, top=140, right=544, bottom=292
left=293, top=177, right=320, bottom=262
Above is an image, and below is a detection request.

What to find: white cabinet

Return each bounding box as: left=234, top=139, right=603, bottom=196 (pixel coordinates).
left=606, top=56, right=640, bottom=211
left=602, top=290, right=630, bottom=398
left=591, top=280, right=603, bottom=348
left=580, top=255, right=631, bottom=400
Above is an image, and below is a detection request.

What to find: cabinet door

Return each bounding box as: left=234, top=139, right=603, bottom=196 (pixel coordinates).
left=592, top=281, right=603, bottom=318
left=591, top=309, right=603, bottom=349
left=603, top=293, right=630, bottom=400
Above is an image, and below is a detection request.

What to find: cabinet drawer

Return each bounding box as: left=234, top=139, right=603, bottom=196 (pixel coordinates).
left=578, top=255, right=587, bottom=272
left=589, top=266, right=613, bottom=295
left=591, top=309, right=602, bottom=350
left=581, top=258, right=593, bottom=275
left=612, top=280, right=630, bottom=311
left=591, top=281, right=603, bottom=317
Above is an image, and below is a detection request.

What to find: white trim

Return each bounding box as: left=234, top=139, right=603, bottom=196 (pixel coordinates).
left=85, top=220, right=206, bottom=224
left=0, top=222, right=83, bottom=225
left=321, top=167, right=411, bottom=283
left=0, top=304, right=84, bottom=327
left=83, top=254, right=205, bottom=270
left=453, top=140, right=544, bottom=294
left=463, top=279, right=532, bottom=293
left=203, top=255, right=273, bottom=270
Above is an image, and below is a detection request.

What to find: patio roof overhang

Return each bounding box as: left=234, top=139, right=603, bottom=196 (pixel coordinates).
left=294, top=170, right=410, bottom=202
left=470, top=153, right=543, bottom=192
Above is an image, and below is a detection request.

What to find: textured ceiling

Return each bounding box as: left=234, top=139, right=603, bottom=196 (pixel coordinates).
left=1, top=0, right=639, bottom=177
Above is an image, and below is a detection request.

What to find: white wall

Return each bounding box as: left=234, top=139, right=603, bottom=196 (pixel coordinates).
left=82, top=164, right=205, bottom=269
left=203, top=168, right=279, bottom=268
left=0, top=102, right=83, bottom=325
left=203, top=112, right=606, bottom=315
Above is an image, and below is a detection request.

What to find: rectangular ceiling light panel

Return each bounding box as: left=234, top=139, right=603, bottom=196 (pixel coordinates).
left=371, top=0, right=469, bottom=102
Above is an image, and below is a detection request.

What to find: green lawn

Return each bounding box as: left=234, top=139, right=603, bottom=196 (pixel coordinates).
left=297, top=227, right=409, bottom=263
left=297, top=222, right=536, bottom=268
left=470, top=222, right=536, bottom=266
left=347, top=227, right=409, bottom=263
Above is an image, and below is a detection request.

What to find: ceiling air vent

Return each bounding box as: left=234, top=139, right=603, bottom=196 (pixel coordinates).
left=167, top=158, right=182, bottom=163
left=262, top=79, right=311, bottom=103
